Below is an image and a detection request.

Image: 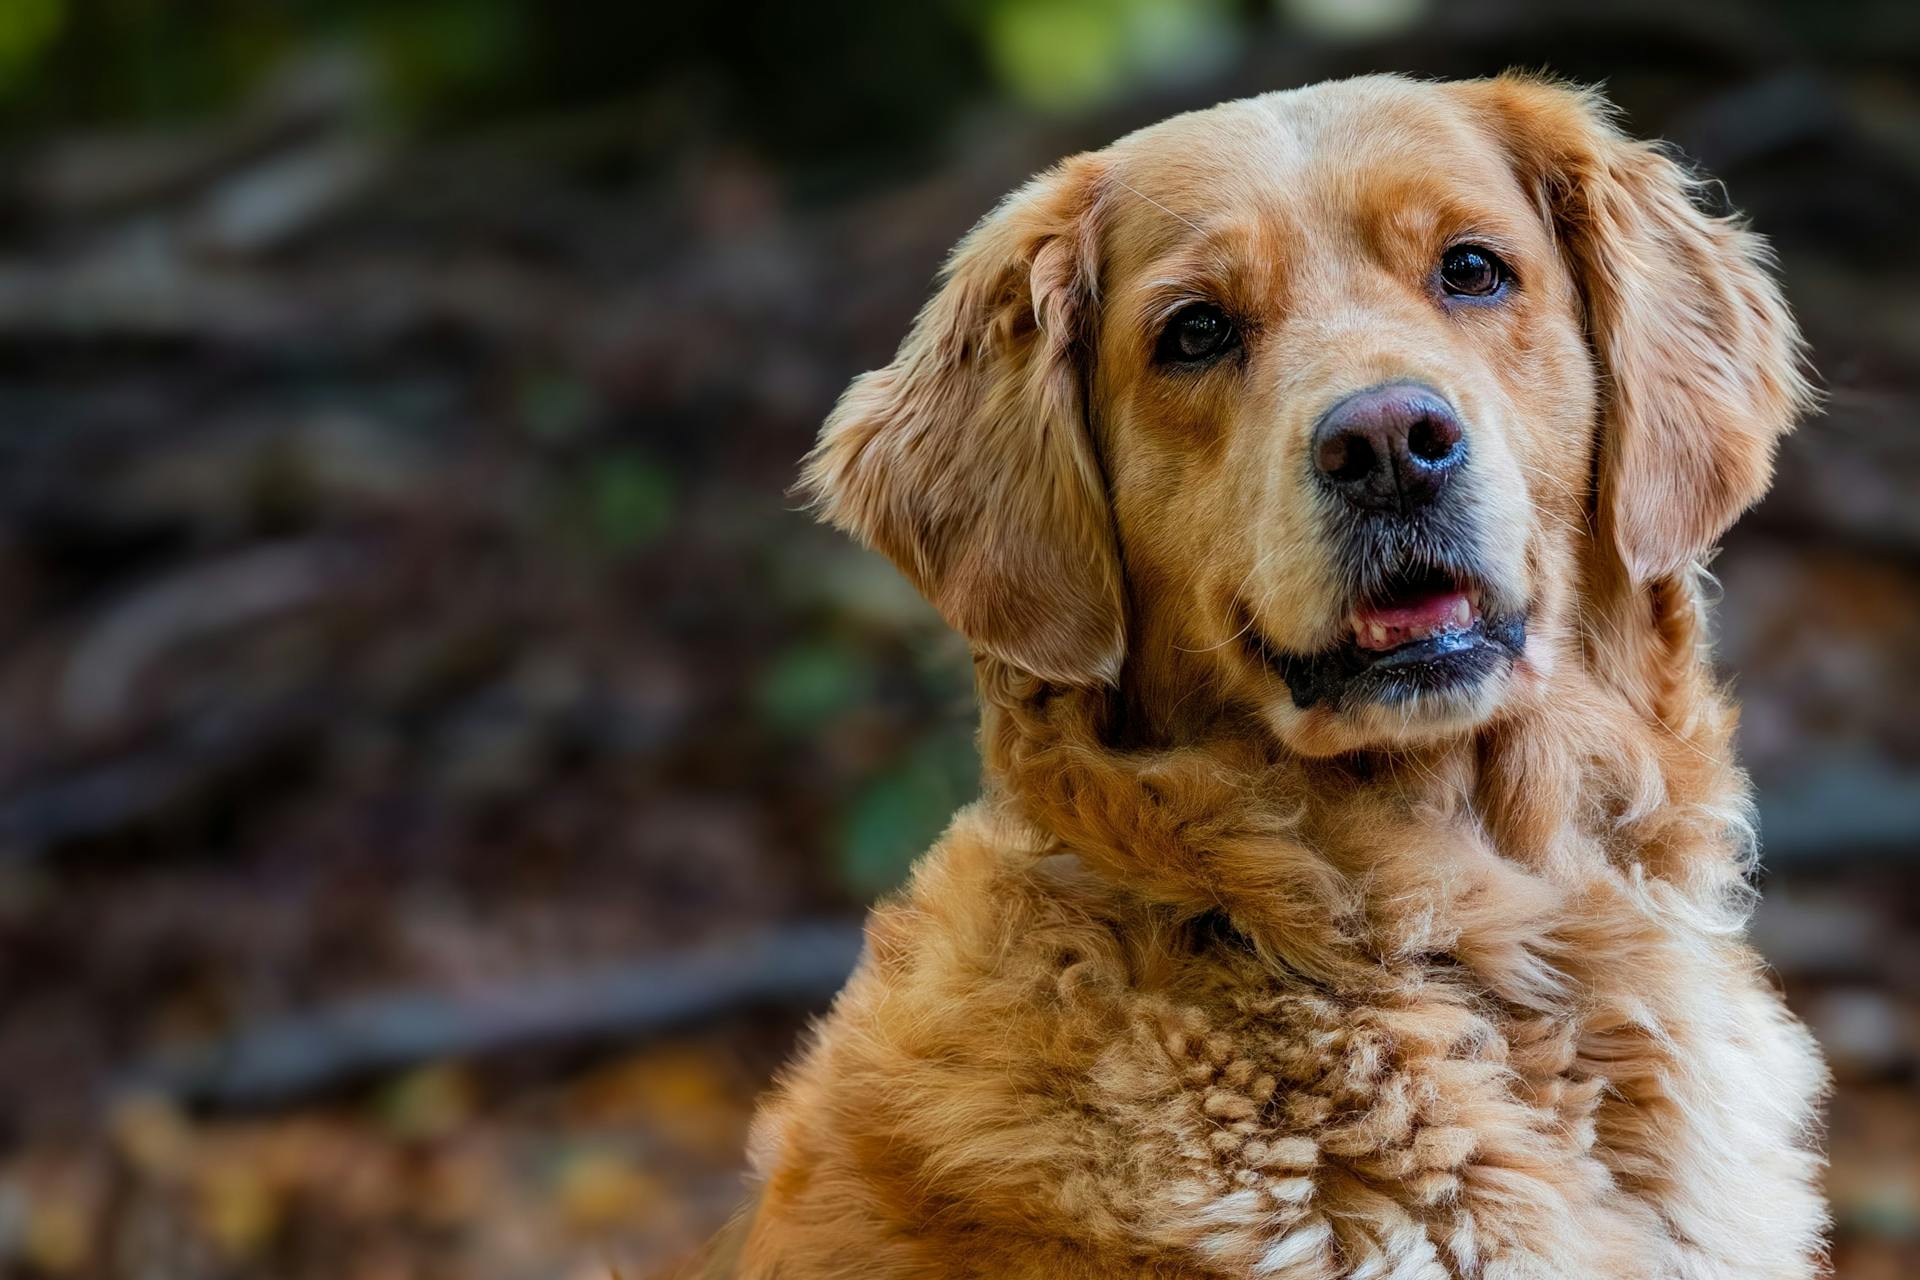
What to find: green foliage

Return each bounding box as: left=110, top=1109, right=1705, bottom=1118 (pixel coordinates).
left=979, top=0, right=1235, bottom=111
left=2, top=0, right=297, bottom=122
left=754, top=641, right=870, bottom=736
left=1277, top=0, right=1428, bottom=42
left=0, top=0, right=63, bottom=93
left=517, top=373, right=598, bottom=444
left=6, top=0, right=1260, bottom=147
left=839, top=722, right=979, bottom=899
left=361, top=0, right=524, bottom=120
left=981, top=0, right=1128, bottom=110
left=589, top=454, right=675, bottom=553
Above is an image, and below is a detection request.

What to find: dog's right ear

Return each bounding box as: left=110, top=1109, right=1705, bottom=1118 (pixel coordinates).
left=798, top=155, right=1125, bottom=687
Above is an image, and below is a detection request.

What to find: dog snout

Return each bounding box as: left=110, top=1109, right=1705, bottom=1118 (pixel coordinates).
left=1311, top=382, right=1466, bottom=515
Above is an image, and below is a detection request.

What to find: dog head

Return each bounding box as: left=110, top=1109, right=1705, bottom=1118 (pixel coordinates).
left=802, top=74, right=1809, bottom=756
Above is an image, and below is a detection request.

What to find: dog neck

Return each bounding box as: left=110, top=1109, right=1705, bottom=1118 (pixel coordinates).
left=975, top=573, right=1757, bottom=997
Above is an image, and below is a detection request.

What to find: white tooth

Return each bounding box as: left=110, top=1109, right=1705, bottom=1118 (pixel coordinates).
left=1453, top=597, right=1471, bottom=627
left=1369, top=623, right=1388, bottom=646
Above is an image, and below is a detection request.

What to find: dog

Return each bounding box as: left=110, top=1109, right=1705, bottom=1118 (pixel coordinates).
left=710, top=73, right=1829, bottom=1279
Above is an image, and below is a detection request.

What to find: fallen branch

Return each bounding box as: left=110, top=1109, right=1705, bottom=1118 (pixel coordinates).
left=122, top=919, right=865, bottom=1109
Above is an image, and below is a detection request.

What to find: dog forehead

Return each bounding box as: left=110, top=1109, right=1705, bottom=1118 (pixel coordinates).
left=1102, top=77, right=1496, bottom=246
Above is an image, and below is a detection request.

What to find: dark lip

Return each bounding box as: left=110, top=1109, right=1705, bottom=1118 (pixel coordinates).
left=1250, top=610, right=1527, bottom=711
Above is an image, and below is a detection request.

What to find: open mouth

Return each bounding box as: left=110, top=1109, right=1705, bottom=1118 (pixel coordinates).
left=1251, top=563, right=1526, bottom=711
left=1350, top=572, right=1482, bottom=652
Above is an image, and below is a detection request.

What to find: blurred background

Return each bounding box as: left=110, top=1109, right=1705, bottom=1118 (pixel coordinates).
left=0, top=0, right=1915, bottom=1276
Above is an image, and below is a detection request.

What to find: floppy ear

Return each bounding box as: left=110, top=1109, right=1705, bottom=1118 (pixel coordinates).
left=1469, top=75, right=1813, bottom=584
left=799, top=155, right=1124, bottom=685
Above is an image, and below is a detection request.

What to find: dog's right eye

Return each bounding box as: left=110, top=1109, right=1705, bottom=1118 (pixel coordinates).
left=1156, top=303, right=1238, bottom=365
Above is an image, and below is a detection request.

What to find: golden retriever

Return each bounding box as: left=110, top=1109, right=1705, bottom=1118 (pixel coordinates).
left=709, top=73, right=1829, bottom=1279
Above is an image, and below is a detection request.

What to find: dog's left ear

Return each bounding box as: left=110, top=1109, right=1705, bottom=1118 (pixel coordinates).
left=799, top=155, right=1124, bottom=685
left=1466, top=75, right=1814, bottom=585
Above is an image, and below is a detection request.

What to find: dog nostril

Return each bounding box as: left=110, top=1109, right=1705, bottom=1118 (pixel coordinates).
left=1317, top=431, right=1376, bottom=484
left=1406, top=414, right=1463, bottom=465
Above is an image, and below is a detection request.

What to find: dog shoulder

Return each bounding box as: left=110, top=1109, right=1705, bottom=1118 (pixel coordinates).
left=734, top=803, right=1235, bottom=1276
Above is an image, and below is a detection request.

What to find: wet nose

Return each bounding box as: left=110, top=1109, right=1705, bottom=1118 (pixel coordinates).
left=1311, top=382, right=1466, bottom=515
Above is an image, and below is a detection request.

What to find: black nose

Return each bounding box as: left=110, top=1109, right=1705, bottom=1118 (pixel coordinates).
left=1311, top=382, right=1466, bottom=514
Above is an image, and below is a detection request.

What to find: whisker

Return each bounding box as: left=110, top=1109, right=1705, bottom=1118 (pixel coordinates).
left=1514, top=461, right=1595, bottom=539
left=1111, top=175, right=1204, bottom=235
left=1175, top=611, right=1258, bottom=654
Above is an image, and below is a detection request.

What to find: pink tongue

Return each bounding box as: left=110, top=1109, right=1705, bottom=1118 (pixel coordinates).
left=1353, top=590, right=1469, bottom=651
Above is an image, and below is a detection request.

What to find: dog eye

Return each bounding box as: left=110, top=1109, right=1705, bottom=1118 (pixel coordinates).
left=1438, top=245, right=1509, bottom=299
left=1156, top=303, right=1237, bottom=364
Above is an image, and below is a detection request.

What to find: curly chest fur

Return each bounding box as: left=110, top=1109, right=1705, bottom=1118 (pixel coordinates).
left=739, top=804, right=1825, bottom=1280
left=1076, top=957, right=1605, bottom=1275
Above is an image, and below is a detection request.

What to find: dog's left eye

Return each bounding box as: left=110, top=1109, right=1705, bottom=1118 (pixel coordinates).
left=1156, top=303, right=1238, bottom=364
left=1438, top=245, right=1509, bottom=299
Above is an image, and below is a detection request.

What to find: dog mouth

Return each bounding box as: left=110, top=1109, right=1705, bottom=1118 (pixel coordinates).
left=1249, top=562, right=1526, bottom=711
left=1349, top=573, right=1482, bottom=652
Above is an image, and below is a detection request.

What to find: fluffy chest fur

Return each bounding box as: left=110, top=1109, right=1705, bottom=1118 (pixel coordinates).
left=738, top=785, right=1824, bottom=1280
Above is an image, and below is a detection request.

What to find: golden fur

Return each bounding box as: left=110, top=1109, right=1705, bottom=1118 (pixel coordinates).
left=713, top=74, right=1828, bottom=1278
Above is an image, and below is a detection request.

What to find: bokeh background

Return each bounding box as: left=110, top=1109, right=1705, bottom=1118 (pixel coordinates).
left=0, top=1, right=1916, bottom=1276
